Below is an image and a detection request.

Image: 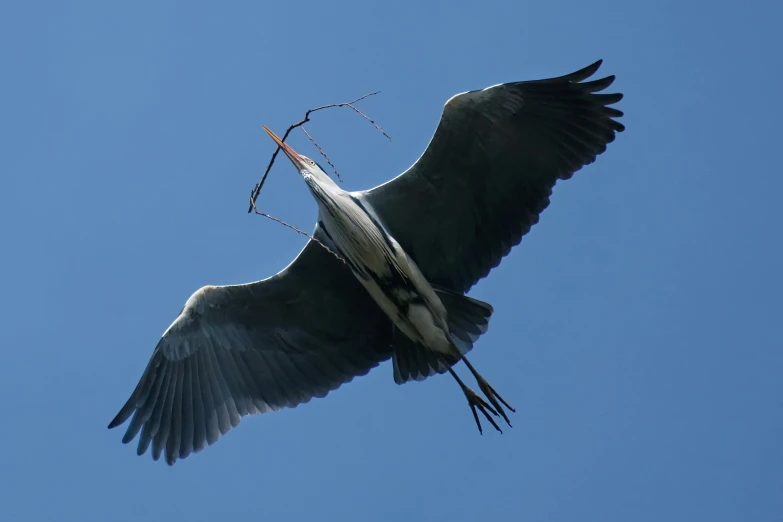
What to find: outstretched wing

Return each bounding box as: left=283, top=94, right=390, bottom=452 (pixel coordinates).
left=108, top=229, right=393, bottom=465
left=363, top=59, right=625, bottom=293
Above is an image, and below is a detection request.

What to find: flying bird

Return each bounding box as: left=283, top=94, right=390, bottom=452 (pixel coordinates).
left=109, top=59, right=625, bottom=465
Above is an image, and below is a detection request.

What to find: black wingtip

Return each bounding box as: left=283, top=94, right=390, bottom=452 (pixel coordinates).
left=107, top=397, right=135, bottom=430
left=562, top=59, right=604, bottom=83
left=580, top=74, right=617, bottom=93
left=107, top=412, right=126, bottom=430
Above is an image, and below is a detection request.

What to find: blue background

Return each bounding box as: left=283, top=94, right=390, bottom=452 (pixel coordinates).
left=1, top=1, right=781, bottom=521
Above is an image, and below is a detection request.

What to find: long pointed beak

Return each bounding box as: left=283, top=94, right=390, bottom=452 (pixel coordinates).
left=263, top=125, right=307, bottom=170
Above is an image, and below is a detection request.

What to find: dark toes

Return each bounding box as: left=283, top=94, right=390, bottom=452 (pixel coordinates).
left=478, top=380, right=515, bottom=427
left=466, top=390, right=502, bottom=434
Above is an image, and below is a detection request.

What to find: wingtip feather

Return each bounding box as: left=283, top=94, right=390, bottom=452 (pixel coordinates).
left=108, top=400, right=134, bottom=430
left=563, top=59, right=603, bottom=83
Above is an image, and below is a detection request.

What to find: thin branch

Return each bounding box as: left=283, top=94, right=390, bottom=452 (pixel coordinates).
left=343, top=102, right=392, bottom=141
left=247, top=91, right=390, bottom=213
left=249, top=199, right=346, bottom=264
left=300, top=126, right=341, bottom=182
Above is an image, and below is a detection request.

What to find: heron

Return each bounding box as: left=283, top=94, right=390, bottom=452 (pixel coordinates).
left=109, top=59, right=625, bottom=465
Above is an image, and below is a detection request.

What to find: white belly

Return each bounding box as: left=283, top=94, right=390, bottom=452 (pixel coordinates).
left=406, top=303, right=453, bottom=354
left=360, top=278, right=454, bottom=356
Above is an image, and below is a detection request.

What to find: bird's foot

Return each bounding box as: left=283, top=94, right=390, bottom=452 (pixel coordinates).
left=460, top=356, right=515, bottom=428
left=475, top=375, right=515, bottom=428
left=463, top=386, right=502, bottom=435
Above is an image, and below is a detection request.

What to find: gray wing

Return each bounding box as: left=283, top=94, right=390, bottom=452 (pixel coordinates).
left=108, top=228, right=393, bottom=465
left=363, top=59, right=625, bottom=293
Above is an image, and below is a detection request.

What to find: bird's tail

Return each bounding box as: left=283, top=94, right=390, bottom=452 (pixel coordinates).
left=392, top=286, right=494, bottom=384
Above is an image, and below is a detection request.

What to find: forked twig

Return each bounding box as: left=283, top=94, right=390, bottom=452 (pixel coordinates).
left=247, top=91, right=390, bottom=213
left=247, top=91, right=390, bottom=260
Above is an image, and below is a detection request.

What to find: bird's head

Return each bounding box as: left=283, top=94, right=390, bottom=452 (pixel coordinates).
left=263, top=126, right=335, bottom=189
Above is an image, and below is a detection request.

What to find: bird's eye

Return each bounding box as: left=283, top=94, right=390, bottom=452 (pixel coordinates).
left=309, top=160, right=316, bottom=166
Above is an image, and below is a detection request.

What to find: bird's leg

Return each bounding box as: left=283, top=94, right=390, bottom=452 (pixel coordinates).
left=461, top=357, right=515, bottom=428
left=448, top=368, right=502, bottom=435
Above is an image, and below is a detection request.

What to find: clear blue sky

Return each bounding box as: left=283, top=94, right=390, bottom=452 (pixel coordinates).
left=1, top=1, right=780, bottom=521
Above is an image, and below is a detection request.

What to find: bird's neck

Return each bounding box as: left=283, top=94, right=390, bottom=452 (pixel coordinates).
left=303, top=170, right=342, bottom=200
